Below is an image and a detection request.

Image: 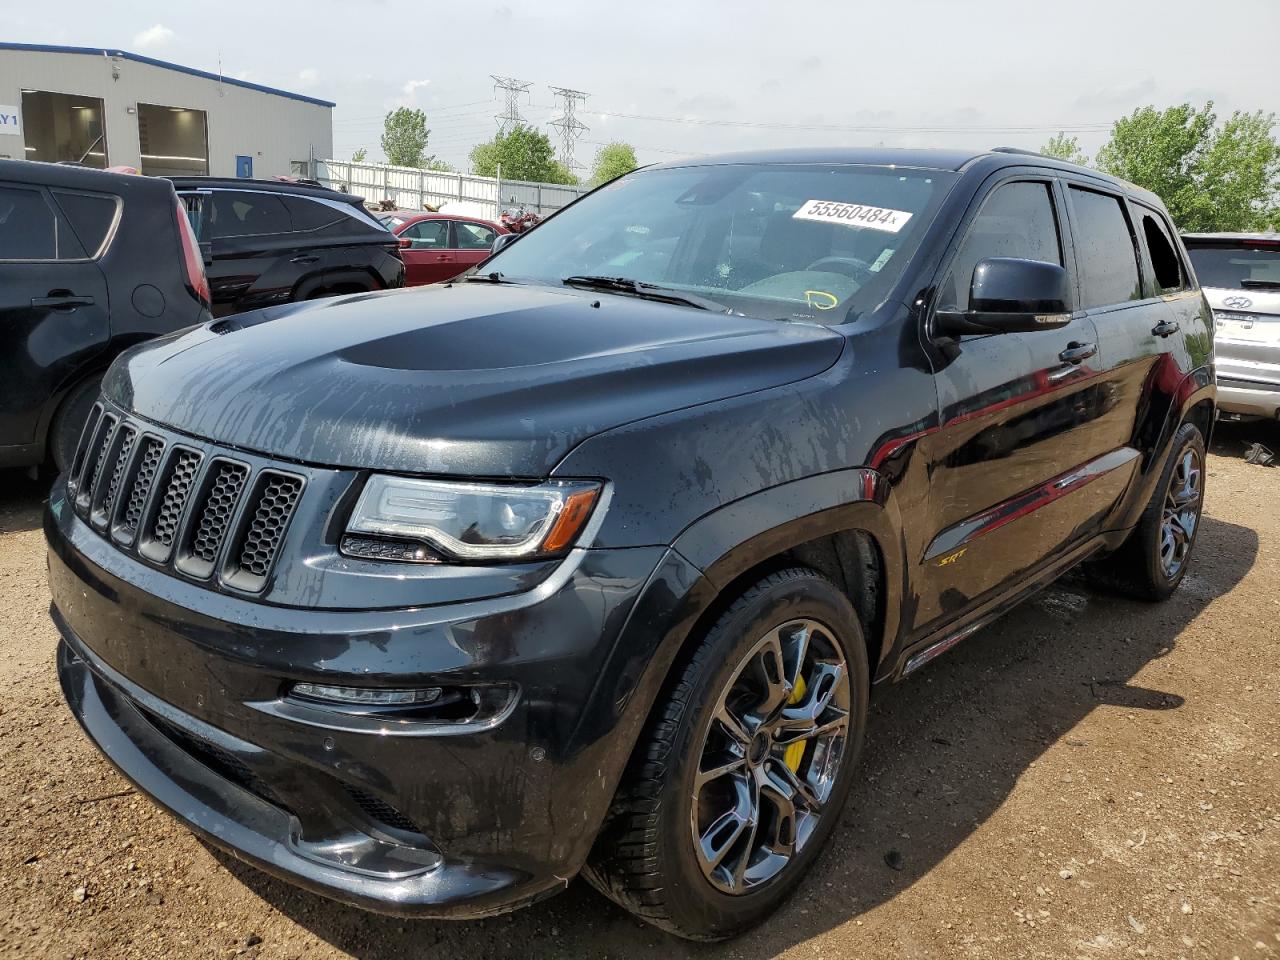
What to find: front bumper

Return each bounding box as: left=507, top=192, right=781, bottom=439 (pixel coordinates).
left=47, top=484, right=704, bottom=918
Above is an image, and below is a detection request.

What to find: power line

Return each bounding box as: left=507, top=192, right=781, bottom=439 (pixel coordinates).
left=588, top=108, right=1111, bottom=134
left=332, top=98, right=497, bottom=125
left=491, top=76, right=533, bottom=135
left=548, top=87, right=590, bottom=172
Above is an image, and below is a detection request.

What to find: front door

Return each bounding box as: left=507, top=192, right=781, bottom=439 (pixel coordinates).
left=399, top=219, right=456, bottom=285
left=913, top=175, right=1122, bottom=636
left=0, top=182, right=110, bottom=451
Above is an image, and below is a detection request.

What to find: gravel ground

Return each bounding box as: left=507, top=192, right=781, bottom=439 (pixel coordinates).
left=1, top=422, right=1277, bottom=960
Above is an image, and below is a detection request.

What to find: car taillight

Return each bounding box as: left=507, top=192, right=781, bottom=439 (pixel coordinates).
left=174, top=198, right=210, bottom=308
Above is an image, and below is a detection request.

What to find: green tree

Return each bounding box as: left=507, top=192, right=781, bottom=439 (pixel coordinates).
left=351, top=147, right=367, bottom=163
left=470, top=125, right=578, bottom=184
left=1039, top=133, right=1089, bottom=166
left=381, top=107, right=431, bottom=167
left=1095, top=102, right=1280, bottom=231
left=589, top=141, right=639, bottom=185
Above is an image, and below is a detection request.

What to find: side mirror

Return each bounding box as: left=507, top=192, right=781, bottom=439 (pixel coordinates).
left=934, top=257, right=1071, bottom=336
left=490, top=232, right=519, bottom=255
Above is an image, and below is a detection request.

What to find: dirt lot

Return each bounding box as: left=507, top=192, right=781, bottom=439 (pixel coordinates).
left=1, top=423, right=1277, bottom=960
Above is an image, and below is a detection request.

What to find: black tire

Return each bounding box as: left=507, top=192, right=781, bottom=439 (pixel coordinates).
left=1086, top=421, right=1206, bottom=601
left=48, top=376, right=103, bottom=473
left=583, top=568, right=869, bottom=941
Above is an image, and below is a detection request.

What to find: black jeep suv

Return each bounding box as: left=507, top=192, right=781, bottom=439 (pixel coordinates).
left=170, top=177, right=403, bottom=317
left=0, top=160, right=211, bottom=471
left=48, top=148, right=1214, bottom=941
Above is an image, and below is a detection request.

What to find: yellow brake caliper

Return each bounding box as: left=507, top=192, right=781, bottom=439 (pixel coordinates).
left=783, top=673, right=807, bottom=772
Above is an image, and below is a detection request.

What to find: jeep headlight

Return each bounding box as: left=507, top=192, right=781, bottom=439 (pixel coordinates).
left=346, top=475, right=602, bottom=561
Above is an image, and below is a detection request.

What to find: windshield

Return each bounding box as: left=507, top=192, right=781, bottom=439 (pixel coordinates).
left=483, top=163, right=956, bottom=322
left=1186, top=241, right=1280, bottom=289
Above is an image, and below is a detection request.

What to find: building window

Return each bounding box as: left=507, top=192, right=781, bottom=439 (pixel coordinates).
left=21, top=91, right=108, bottom=168
left=137, top=103, right=209, bottom=177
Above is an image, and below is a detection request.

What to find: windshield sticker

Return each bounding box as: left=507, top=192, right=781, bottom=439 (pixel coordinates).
left=793, top=200, right=912, bottom=233
left=804, top=290, right=839, bottom=310
left=869, top=248, right=895, bottom=272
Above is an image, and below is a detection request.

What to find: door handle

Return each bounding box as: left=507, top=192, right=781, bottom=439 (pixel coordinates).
left=1152, top=319, right=1180, bottom=338
left=1057, top=341, right=1097, bottom=364
left=31, top=293, right=95, bottom=310
left=435, top=254, right=451, bottom=261
left=290, top=255, right=319, bottom=264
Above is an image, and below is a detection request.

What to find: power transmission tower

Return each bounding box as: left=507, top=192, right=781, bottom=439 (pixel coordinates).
left=491, top=76, right=532, bottom=135
left=548, top=86, right=590, bottom=172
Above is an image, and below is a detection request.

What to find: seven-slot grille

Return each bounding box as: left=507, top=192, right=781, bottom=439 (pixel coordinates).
left=65, top=404, right=304, bottom=594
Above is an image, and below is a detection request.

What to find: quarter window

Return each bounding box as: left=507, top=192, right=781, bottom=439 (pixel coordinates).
left=52, top=190, right=119, bottom=258
left=1139, top=211, right=1186, bottom=292
left=1068, top=187, right=1142, bottom=309
left=940, top=181, right=1062, bottom=311
left=206, top=191, right=293, bottom=239
left=403, top=220, right=450, bottom=248
left=283, top=196, right=343, bottom=232
left=455, top=222, right=497, bottom=250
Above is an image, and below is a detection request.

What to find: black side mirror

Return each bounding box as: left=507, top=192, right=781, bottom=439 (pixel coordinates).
left=934, top=257, right=1071, bottom=336
left=491, top=232, right=519, bottom=255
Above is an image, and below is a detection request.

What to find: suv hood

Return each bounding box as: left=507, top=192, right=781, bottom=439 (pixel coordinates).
left=105, top=284, right=843, bottom=476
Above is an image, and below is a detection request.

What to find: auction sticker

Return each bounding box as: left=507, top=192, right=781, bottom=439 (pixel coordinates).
left=793, top=199, right=912, bottom=233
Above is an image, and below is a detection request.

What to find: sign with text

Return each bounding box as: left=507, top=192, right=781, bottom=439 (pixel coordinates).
left=0, top=106, right=22, bottom=136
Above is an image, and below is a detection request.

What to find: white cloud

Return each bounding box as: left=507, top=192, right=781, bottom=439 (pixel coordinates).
left=133, top=24, right=174, bottom=49
left=401, top=79, right=431, bottom=99
left=297, top=68, right=319, bottom=87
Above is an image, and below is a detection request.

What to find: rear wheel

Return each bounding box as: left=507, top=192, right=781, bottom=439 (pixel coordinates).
left=1087, top=421, right=1205, bottom=601
left=49, top=376, right=102, bottom=473
left=583, top=568, right=869, bottom=941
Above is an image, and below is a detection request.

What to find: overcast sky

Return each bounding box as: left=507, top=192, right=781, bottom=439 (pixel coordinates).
left=9, top=0, right=1279, bottom=173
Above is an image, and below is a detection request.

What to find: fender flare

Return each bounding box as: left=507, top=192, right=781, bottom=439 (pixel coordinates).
left=669, top=467, right=908, bottom=670
left=292, top=268, right=380, bottom=301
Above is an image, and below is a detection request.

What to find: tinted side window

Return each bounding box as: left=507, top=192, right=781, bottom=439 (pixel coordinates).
left=0, top=185, right=62, bottom=260
left=940, top=181, right=1061, bottom=310
left=52, top=190, right=120, bottom=257
left=456, top=222, right=497, bottom=250
left=403, top=220, right=449, bottom=248
left=206, top=191, right=292, bottom=239
left=1139, top=210, right=1186, bottom=292
left=283, top=196, right=343, bottom=232
left=1068, top=187, right=1142, bottom=308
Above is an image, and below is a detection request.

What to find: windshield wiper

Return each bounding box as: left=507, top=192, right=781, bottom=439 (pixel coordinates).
left=464, top=271, right=526, bottom=284
left=562, top=275, right=730, bottom=313
left=1239, top=279, right=1280, bottom=290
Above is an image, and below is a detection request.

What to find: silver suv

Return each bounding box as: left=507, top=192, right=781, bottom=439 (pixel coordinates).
left=1184, top=233, right=1280, bottom=419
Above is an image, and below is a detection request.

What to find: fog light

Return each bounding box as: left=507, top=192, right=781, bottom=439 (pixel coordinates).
left=291, top=683, right=442, bottom=706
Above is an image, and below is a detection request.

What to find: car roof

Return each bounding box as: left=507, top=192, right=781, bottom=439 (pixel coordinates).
left=165, top=176, right=362, bottom=204
left=381, top=211, right=503, bottom=228
left=646, top=146, right=1162, bottom=205
left=1181, top=232, right=1280, bottom=243
left=0, top=158, right=173, bottom=196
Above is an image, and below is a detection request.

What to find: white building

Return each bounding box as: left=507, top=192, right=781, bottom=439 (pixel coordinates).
left=0, top=43, right=333, bottom=179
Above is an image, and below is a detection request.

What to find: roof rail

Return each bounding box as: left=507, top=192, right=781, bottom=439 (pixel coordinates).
left=990, top=146, right=1045, bottom=157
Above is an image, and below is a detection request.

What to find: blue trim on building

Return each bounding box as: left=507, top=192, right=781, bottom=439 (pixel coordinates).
left=0, top=42, right=336, bottom=108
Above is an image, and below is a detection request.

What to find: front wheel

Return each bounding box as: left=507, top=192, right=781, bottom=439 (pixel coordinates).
left=583, top=568, right=869, bottom=941
left=1087, top=421, right=1206, bottom=601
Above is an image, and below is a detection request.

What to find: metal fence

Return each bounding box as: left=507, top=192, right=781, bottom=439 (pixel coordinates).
left=315, top=159, right=590, bottom=220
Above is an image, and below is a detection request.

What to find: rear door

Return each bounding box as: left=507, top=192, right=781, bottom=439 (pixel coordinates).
left=398, top=218, right=454, bottom=285
left=0, top=182, right=110, bottom=451
left=916, top=174, right=1114, bottom=633
left=201, top=189, right=302, bottom=317
left=1060, top=182, right=1199, bottom=478
left=451, top=220, right=499, bottom=276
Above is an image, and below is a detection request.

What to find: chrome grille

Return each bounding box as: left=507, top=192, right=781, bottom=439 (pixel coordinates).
left=64, top=402, right=306, bottom=595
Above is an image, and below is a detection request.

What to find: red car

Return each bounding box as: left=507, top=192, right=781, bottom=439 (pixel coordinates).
left=377, top=212, right=508, bottom=286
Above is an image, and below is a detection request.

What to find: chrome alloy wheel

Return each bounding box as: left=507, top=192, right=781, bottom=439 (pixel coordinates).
left=1160, top=446, right=1202, bottom=579
left=691, top=618, right=850, bottom=895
